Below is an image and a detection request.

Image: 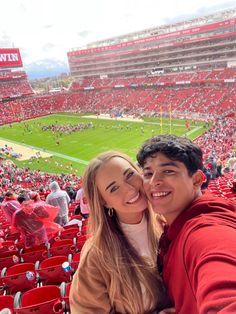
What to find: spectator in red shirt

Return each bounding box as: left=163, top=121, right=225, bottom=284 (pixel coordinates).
left=137, top=134, right=236, bottom=314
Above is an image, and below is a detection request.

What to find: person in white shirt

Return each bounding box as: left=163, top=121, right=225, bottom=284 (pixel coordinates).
left=75, top=188, right=89, bottom=218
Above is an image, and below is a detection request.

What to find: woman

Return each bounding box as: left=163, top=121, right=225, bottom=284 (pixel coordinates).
left=70, top=151, right=172, bottom=313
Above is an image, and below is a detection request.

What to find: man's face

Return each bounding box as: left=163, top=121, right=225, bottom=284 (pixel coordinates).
left=142, top=153, right=202, bottom=225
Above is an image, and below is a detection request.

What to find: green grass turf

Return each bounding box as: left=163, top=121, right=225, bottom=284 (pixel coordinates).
left=0, top=113, right=208, bottom=175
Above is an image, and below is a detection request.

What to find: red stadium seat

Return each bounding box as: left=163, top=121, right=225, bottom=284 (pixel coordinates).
left=60, top=282, right=71, bottom=313
left=76, top=235, right=87, bottom=251
left=21, top=245, right=48, bottom=263
left=14, top=285, right=64, bottom=314
left=0, top=294, right=14, bottom=312
left=69, top=214, right=83, bottom=221
left=1, top=263, right=37, bottom=294
left=36, top=256, right=71, bottom=285
left=49, top=239, right=77, bottom=257
left=0, top=250, right=21, bottom=271
left=5, top=230, right=21, bottom=242
left=58, top=227, right=81, bottom=240
left=0, top=241, right=17, bottom=253
left=68, top=252, right=80, bottom=272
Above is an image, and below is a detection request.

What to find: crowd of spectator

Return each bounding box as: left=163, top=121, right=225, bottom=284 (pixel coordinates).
left=1, top=84, right=235, bottom=125
left=70, top=68, right=236, bottom=90
left=0, top=79, right=33, bottom=101
left=0, top=68, right=235, bottom=125
left=0, top=161, right=82, bottom=197
left=195, top=117, right=236, bottom=163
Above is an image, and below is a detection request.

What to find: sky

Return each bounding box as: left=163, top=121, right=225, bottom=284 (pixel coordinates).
left=0, top=0, right=235, bottom=77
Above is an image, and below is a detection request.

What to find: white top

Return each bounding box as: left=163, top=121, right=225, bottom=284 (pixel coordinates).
left=120, top=214, right=152, bottom=258
left=75, top=188, right=90, bottom=214
left=120, top=214, right=153, bottom=310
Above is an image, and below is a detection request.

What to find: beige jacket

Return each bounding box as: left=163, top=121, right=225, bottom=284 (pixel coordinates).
left=69, top=241, right=170, bottom=314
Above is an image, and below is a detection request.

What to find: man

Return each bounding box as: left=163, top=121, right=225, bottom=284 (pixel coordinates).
left=137, top=134, right=236, bottom=314
left=46, top=181, right=70, bottom=226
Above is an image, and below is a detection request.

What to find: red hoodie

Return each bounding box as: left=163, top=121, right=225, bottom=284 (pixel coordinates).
left=161, top=192, right=236, bottom=314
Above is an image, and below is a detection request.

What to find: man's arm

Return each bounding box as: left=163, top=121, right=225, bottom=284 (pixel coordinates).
left=184, top=223, right=236, bottom=314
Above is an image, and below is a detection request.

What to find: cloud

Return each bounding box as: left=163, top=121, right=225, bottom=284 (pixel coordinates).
left=44, top=24, right=54, bottom=29
left=0, top=33, right=14, bottom=48
left=77, top=31, right=92, bottom=38
left=16, top=3, right=27, bottom=15
left=42, top=43, right=55, bottom=52
left=19, top=48, right=30, bottom=59
left=0, top=0, right=235, bottom=78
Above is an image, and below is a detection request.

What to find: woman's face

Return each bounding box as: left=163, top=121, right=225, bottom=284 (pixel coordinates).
left=96, top=156, right=147, bottom=224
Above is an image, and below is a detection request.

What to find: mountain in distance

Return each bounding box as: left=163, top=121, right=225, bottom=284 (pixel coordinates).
left=24, top=58, right=69, bottom=79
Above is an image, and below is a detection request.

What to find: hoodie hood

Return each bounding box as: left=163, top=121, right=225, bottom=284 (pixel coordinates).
left=49, top=181, right=60, bottom=192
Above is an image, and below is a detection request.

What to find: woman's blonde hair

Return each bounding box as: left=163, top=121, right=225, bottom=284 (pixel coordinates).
left=83, top=151, right=165, bottom=313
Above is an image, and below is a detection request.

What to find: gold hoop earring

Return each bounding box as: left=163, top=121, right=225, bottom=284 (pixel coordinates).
left=108, top=207, right=114, bottom=217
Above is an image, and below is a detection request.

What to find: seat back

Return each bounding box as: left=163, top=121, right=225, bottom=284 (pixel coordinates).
left=71, top=252, right=81, bottom=272
left=0, top=251, right=20, bottom=271
left=15, top=286, right=64, bottom=314
left=76, top=235, right=87, bottom=251
left=37, top=256, right=71, bottom=285
left=50, top=239, right=76, bottom=257
left=59, top=228, right=81, bottom=240
left=21, top=245, right=48, bottom=263
left=0, top=241, right=17, bottom=253
left=2, top=263, right=37, bottom=294
left=0, top=295, right=14, bottom=311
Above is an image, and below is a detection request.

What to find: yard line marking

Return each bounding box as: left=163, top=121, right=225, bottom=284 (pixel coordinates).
left=0, top=137, right=89, bottom=165
left=184, top=126, right=203, bottom=136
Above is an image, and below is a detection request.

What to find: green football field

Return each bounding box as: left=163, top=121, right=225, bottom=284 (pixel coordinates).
left=0, top=113, right=208, bottom=176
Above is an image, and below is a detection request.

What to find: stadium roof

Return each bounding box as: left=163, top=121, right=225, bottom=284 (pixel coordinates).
left=70, top=7, right=236, bottom=51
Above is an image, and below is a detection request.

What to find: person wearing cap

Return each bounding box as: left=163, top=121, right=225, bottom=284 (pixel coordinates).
left=137, top=134, right=236, bottom=314
left=46, top=181, right=70, bottom=226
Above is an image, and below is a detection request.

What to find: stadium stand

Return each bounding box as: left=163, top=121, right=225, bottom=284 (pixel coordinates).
left=0, top=8, right=235, bottom=314
left=0, top=49, right=33, bottom=101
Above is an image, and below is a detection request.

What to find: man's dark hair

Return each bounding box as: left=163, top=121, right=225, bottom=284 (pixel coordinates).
left=137, top=134, right=203, bottom=176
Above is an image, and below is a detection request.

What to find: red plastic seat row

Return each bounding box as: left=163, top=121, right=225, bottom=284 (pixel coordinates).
left=0, top=283, right=71, bottom=313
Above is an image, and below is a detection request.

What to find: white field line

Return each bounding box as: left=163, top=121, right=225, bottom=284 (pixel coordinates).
left=0, top=137, right=89, bottom=165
